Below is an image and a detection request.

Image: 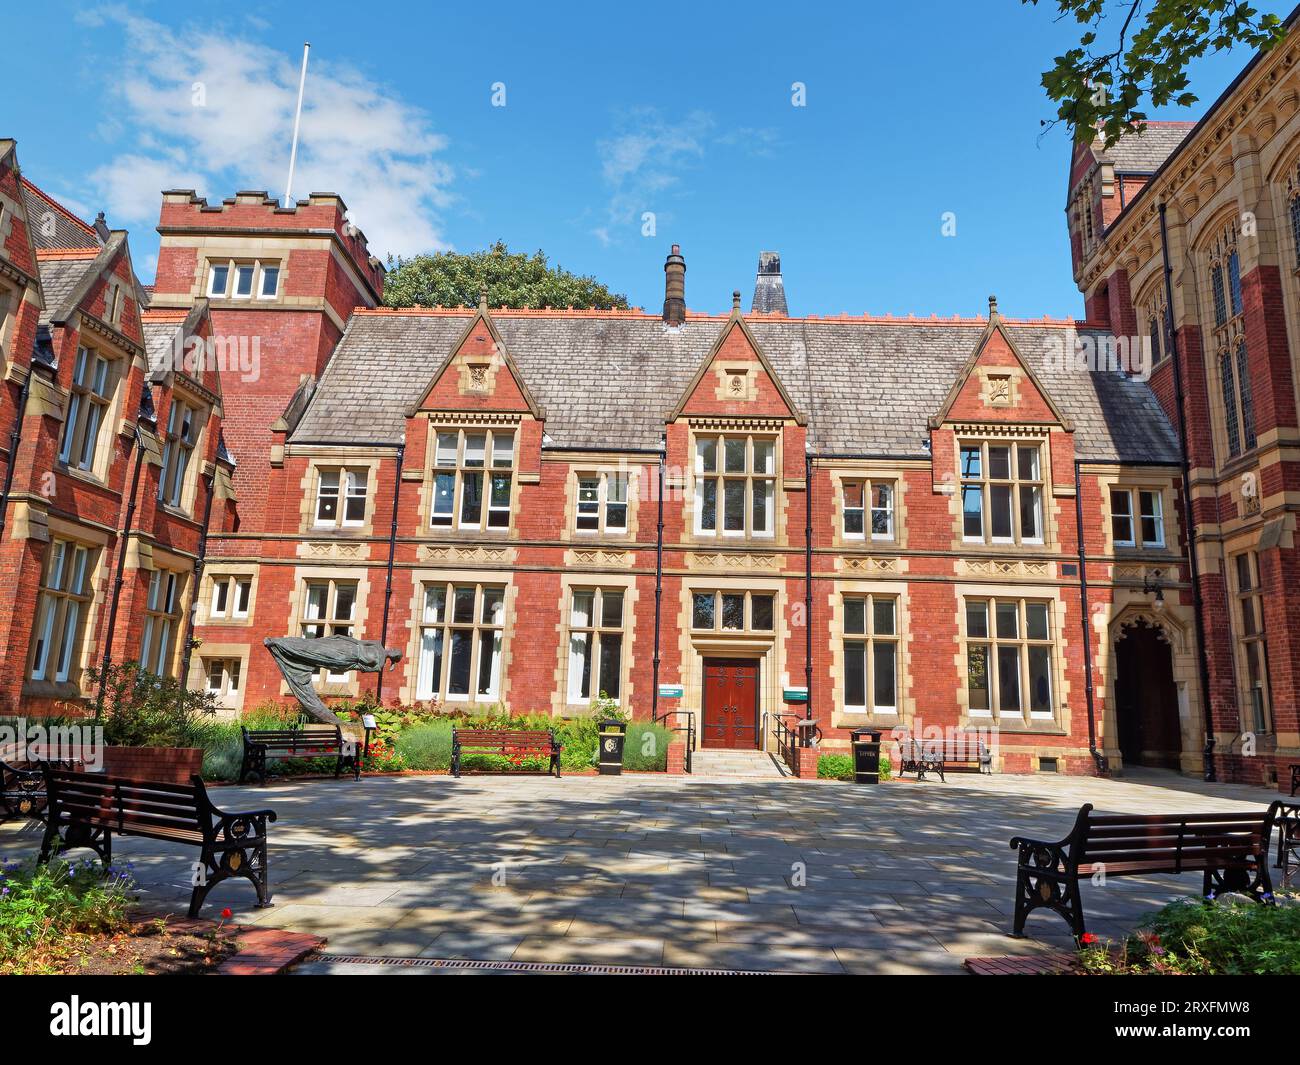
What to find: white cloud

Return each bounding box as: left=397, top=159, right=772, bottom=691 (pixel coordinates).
left=593, top=109, right=713, bottom=245
left=80, top=7, right=454, bottom=258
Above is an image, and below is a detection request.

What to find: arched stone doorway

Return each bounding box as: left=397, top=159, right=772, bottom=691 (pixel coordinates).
left=1112, top=616, right=1182, bottom=770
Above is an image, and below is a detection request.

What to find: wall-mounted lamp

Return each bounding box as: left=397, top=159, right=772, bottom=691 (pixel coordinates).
left=1142, top=570, right=1165, bottom=612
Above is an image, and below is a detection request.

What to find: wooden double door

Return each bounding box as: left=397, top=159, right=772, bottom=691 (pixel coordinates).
left=701, top=658, right=760, bottom=749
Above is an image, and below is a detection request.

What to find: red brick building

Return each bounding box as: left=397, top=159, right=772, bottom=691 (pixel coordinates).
left=2, top=17, right=1298, bottom=788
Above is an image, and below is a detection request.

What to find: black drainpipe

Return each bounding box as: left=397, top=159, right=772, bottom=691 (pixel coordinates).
left=1073, top=460, right=1107, bottom=775
left=375, top=443, right=404, bottom=703
left=96, top=427, right=147, bottom=718
left=804, top=449, right=813, bottom=725
left=0, top=364, right=37, bottom=542
left=177, top=470, right=216, bottom=712
left=1158, top=202, right=1216, bottom=782
left=651, top=435, right=665, bottom=722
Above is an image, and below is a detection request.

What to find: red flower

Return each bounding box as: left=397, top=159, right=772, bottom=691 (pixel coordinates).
left=1079, top=932, right=1099, bottom=945
left=221, top=908, right=233, bottom=920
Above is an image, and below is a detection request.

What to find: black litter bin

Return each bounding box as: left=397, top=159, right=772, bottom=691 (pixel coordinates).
left=850, top=727, right=883, bottom=784
left=598, top=720, right=628, bottom=775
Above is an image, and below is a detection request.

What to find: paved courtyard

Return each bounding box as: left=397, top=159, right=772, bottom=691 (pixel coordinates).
left=0, top=768, right=1284, bottom=974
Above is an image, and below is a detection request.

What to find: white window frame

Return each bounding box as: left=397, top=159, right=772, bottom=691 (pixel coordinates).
left=158, top=397, right=202, bottom=510
left=964, top=597, right=1056, bottom=725
left=300, top=579, right=359, bottom=683
left=140, top=568, right=185, bottom=678
left=959, top=440, right=1044, bottom=546
left=842, top=594, right=899, bottom=714
left=58, top=346, right=114, bottom=474
left=575, top=471, right=629, bottom=535
left=207, top=258, right=280, bottom=300
left=693, top=433, right=776, bottom=539
left=565, top=588, right=625, bottom=705
left=843, top=478, right=896, bottom=541
left=203, top=657, right=242, bottom=703
left=313, top=467, right=368, bottom=529
left=1110, top=487, right=1165, bottom=549
left=430, top=428, right=515, bottom=531
left=210, top=575, right=252, bottom=620
left=29, top=540, right=95, bottom=684
left=415, top=582, right=506, bottom=703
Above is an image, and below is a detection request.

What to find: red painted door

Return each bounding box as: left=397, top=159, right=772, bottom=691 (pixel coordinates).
left=702, top=658, right=759, bottom=749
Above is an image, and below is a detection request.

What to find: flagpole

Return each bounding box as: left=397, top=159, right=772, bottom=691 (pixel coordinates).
left=284, top=42, right=310, bottom=206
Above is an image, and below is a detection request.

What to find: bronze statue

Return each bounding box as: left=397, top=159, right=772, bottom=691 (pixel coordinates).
left=263, top=636, right=402, bottom=725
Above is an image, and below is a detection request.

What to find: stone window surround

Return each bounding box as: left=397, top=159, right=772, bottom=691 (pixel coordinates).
left=140, top=565, right=188, bottom=679
left=199, top=563, right=259, bottom=627
left=558, top=575, right=635, bottom=713
left=156, top=387, right=209, bottom=518
left=195, top=649, right=246, bottom=715
left=955, top=432, right=1049, bottom=548
left=955, top=582, right=1068, bottom=734
left=396, top=566, right=516, bottom=709
left=416, top=413, right=522, bottom=537
left=828, top=578, right=911, bottom=730
left=1198, top=209, right=1256, bottom=466
left=205, top=256, right=281, bottom=301
left=687, top=424, right=781, bottom=542
left=1227, top=544, right=1273, bottom=735
left=573, top=468, right=632, bottom=538
left=288, top=565, right=372, bottom=698
left=296, top=454, right=381, bottom=536
left=26, top=536, right=100, bottom=688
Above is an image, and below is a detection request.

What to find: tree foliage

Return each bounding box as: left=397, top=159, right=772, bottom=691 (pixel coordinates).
left=1025, top=1, right=1286, bottom=147
left=383, top=241, right=630, bottom=310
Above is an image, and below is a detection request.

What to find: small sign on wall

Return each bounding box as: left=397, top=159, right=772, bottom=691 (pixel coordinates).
left=658, top=685, right=684, bottom=699
left=783, top=687, right=809, bottom=703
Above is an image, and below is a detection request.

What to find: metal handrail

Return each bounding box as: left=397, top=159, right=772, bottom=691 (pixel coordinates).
left=654, top=709, right=696, bottom=774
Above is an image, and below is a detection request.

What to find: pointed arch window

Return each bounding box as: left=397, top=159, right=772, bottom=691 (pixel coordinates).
left=1207, top=222, right=1255, bottom=459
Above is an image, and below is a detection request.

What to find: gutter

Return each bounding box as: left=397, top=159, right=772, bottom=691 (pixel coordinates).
left=375, top=443, right=405, bottom=703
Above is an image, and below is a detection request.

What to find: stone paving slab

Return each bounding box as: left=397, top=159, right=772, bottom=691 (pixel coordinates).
left=0, top=766, right=1283, bottom=975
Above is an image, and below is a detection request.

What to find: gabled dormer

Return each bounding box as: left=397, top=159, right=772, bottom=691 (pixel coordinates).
left=405, top=297, right=545, bottom=535
left=929, top=299, right=1075, bottom=549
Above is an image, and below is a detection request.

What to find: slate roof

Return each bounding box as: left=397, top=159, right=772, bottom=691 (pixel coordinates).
left=1097, top=122, right=1194, bottom=173
left=21, top=180, right=100, bottom=251
left=36, top=257, right=93, bottom=326
left=142, top=319, right=182, bottom=379
left=291, top=310, right=1182, bottom=464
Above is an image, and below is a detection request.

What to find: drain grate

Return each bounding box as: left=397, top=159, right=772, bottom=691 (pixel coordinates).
left=312, top=953, right=775, bottom=975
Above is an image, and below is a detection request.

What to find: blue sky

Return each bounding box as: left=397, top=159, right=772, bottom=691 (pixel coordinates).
left=5, top=1, right=1288, bottom=318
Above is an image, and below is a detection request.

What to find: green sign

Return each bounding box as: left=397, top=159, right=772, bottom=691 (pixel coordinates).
left=783, top=687, right=809, bottom=703
left=658, top=685, right=684, bottom=699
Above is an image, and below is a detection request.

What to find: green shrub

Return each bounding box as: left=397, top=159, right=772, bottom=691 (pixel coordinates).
left=87, top=660, right=219, bottom=748
left=394, top=721, right=453, bottom=770
left=0, top=854, right=135, bottom=974
left=623, top=721, right=673, bottom=771
left=1080, top=894, right=1300, bottom=975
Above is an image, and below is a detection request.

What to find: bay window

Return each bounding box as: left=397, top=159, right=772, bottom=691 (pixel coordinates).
left=416, top=583, right=505, bottom=702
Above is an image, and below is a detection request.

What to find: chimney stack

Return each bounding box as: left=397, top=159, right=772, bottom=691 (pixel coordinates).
left=751, top=251, right=788, bottom=315
left=663, top=244, right=686, bottom=326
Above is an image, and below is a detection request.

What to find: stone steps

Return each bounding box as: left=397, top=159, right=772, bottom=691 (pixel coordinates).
left=690, top=749, right=792, bottom=779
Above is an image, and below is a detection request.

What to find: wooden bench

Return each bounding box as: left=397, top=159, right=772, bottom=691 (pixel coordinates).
left=239, top=724, right=357, bottom=784
left=1009, top=802, right=1278, bottom=938
left=451, top=729, right=562, bottom=778
left=40, top=767, right=277, bottom=918
left=896, top=735, right=991, bottom=781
